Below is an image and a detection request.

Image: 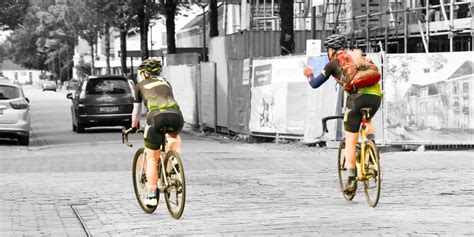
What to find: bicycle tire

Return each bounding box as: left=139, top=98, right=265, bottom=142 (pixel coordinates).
left=163, top=150, right=186, bottom=219
left=132, top=148, right=158, bottom=214
left=362, top=140, right=381, bottom=207
left=337, top=138, right=355, bottom=201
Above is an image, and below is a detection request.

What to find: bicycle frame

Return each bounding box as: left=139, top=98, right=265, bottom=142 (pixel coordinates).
left=358, top=114, right=368, bottom=181
left=358, top=110, right=377, bottom=181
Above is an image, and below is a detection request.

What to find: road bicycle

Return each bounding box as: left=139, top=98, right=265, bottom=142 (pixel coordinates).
left=320, top=107, right=381, bottom=207
left=122, top=127, right=186, bottom=218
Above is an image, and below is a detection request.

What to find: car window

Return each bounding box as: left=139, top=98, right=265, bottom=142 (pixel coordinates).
left=0, top=85, right=20, bottom=100
left=85, top=79, right=130, bottom=95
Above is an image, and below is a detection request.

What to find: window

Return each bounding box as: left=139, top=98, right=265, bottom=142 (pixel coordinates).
left=86, top=79, right=131, bottom=95
left=462, top=81, right=469, bottom=94
left=453, top=83, right=458, bottom=94
left=421, top=87, right=428, bottom=96
left=0, top=85, right=20, bottom=100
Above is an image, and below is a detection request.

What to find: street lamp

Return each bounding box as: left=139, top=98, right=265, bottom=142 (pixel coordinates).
left=196, top=0, right=208, bottom=62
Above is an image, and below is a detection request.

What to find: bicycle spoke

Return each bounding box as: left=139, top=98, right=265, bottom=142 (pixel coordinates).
left=363, top=141, right=381, bottom=207
left=132, top=148, right=158, bottom=214
left=164, top=151, right=186, bottom=219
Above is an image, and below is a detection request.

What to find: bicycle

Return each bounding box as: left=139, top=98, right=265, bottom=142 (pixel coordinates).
left=122, top=127, right=186, bottom=218
left=320, top=108, right=381, bottom=207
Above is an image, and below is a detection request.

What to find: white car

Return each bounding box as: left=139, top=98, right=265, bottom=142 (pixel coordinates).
left=42, top=80, right=57, bottom=92
left=0, top=81, right=30, bottom=145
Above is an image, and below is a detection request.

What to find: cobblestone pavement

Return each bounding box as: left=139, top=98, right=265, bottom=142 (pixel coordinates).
left=1, top=137, right=473, bottom=236
left=1, top=86, right=473, bottom=236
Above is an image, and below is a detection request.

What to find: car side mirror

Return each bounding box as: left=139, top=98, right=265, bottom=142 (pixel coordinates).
left=66, top=93, right=73, bottom=100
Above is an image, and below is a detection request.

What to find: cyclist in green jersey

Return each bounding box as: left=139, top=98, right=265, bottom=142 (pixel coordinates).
left=129, top=59, right=184, bottom=207
left=304, top=34, right=383, bottom=194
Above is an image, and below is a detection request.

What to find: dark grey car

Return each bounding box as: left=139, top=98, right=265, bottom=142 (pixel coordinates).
left=66, top=76, right=134, bottom=133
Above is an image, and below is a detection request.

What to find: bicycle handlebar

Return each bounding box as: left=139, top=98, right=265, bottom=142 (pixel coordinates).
left=122, top=128, right=144, bottom=147
left=318, top=114, right=344, bottom=139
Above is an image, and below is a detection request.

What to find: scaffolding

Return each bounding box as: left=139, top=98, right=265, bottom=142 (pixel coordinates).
left=249, top=0, right=473, bottom=53
left=323, top=0, right=473, bottom=53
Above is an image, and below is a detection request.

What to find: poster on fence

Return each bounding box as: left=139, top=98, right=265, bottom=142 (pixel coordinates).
left=249, top=56, right=308, bottom=136
left=303, top=55, right=340, bottom=143
left=384, top=52, right=474, bottom=144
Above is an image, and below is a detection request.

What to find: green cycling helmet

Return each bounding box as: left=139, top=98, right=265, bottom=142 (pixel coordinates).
left=138, top=58, right=162, bottom=75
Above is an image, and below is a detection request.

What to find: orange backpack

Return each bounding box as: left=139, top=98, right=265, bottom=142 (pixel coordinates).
left=335, top=49, right=381, bottom=91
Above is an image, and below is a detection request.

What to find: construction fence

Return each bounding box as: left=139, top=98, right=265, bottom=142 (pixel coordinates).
left=163, top=34, right=473, bottom=145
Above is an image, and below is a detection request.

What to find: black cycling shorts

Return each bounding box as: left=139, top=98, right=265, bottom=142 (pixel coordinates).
left=344, top=93, right=381, bottom=133
left=144, top=108, right=184, bottom=150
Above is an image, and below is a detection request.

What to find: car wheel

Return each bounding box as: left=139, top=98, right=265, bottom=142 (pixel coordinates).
left=77, top=124, right=85, bottom=133
left=72, top=123, right=77, bottom=132
left=18, top=135, right=29, bottom=145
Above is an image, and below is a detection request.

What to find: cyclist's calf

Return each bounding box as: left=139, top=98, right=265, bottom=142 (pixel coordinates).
left=166, top=134, right=182, bottom=153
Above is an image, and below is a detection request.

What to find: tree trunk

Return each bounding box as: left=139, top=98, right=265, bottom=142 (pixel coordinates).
left=120, top=30, right=127, bottom=76
left=165, top=1, right=177, bottom=54
left=89, top=40, right=95, bottom=75
left=105, top=23, right=111, bottom=75
left=138, top=0, right=149, bottom=60
left=279, top=0, right=294, bottom=55
left=209, top=0, right=218, bottom=37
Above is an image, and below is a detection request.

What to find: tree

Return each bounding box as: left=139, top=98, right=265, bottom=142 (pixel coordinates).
left=132, top=0, right=160, bottom=60
left=209, top=0, right=218, bottom=37
left=159, top=1, right=193, bottom=56
left=35, top=4, right=76, bottom=81
left=162, top=0, right=177, bottom=54
left=85, top=0, right=119, bottom=75
left=279, top=0, right=294, bottom=55
left=7, top=8, right=49, bottom=71
left=107, top=0, right=136, bottom=75
left=65, top=0, right=105, bottom=75
left=0, top=0, right=29, bottom=31
left=0, top=42, right=7, bottom=64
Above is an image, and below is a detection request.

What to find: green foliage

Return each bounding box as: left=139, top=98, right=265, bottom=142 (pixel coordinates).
left=0, top=43, right=6, bottom=63
left=7, top=9, right=48, bottom=70
left=0, top=0, right=29, bottom=30
left=75, top=60, right=91, bottom=79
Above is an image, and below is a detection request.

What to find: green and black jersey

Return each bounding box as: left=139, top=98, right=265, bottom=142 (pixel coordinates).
left=134, top=76, right=180, bottom=112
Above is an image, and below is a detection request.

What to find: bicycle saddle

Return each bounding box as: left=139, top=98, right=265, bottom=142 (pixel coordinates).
left=360, top=107, right=372, bottom=115
left=158, top=126, right=175, bottom=134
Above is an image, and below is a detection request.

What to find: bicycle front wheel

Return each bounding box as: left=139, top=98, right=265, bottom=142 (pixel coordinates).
left=132, top=148, right=158, bottom=214
left=337, top=138, right=355, bottom=201
left=163, top=150, right=186, bottom=219
left=362, top=140, right=381, bottom=207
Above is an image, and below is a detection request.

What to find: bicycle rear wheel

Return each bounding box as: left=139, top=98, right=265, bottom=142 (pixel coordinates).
left=362, top=140, right=381, bottom=207
left=163, top=150, right=186, bottom=219
left=337, top=138, right=355, bottom=201
left=132, top=148, right=158, bottom=214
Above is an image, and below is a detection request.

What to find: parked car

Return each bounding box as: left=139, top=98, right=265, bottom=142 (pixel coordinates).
left=42, top=80, right=56, bottom=92
left=66, top=75, right=134, bottom=133
left=0, top=80, right=30, bottom=145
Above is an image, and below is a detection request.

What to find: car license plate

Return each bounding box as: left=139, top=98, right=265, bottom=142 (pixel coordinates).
left=99, top=106, right=119, bottom=112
